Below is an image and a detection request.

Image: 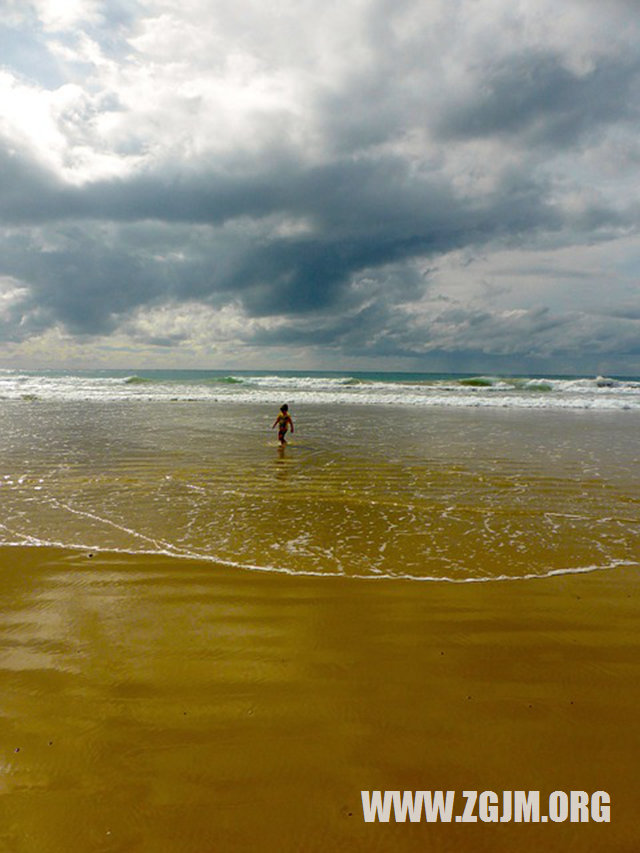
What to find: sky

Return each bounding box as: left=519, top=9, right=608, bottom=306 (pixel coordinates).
left=1, top=0, right=640, bottom=374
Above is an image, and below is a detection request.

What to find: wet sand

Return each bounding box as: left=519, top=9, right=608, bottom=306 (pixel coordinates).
left=0, top=546, right=638, bottom=852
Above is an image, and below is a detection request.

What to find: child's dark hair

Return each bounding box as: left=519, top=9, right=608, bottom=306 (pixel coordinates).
left=280, top=404, right=288, bottom=412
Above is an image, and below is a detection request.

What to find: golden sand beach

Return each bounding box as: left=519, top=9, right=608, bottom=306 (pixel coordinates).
left=0, top=545, right=638, bottom=852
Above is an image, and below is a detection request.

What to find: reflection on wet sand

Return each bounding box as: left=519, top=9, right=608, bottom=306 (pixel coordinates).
left=0, top=546, right=638, bottom=851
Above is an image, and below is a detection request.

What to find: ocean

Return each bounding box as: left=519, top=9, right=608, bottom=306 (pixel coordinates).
left=2, top=367, right=640, bottom=408
left=1, top=368, right=638, bottom=583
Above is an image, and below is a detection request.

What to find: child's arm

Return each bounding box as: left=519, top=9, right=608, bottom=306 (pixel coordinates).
left=288, top=416, right=294, bottom=433
left=272, top=418, right=278, bottom=428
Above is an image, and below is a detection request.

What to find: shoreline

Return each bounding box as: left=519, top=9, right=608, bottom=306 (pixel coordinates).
left=0, top=540, right=637, bottom=585
left=1, top=545, right=638, bottom=851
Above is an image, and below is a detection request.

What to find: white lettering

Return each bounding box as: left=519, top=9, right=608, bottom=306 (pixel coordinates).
left=478, top=791, right=499, bottom=822
left=423, top=790, right=455, bottom=822
left=591, top=791, right=611, bottom=823
left=570, top=790, right=590, bottom=822
left=361, top=791, right=392, bottom=822
left=361, top=788, right=610, bottom=824
left=460, top=790, right=478, bottom=822
left=392, top=791, right=424, bottom=823
left=514, top=791, right=540, bottom=822
left=500, top=790, right=512, bottom=822
left=549, top=791, right=569, bottom=822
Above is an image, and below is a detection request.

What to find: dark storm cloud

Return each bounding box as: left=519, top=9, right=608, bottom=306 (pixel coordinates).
left=2, top=0, right=640, bottom=368
left=0, top=147, right=63, bottom=223
left=602, top=305, right=640, bottom=321
left=1, top=228, right=168, bottom=337
left=436, top=50, right=640, bottom=147
left=250, top=299, right=635, bottom=370
left=0, top=138, right=573, bottom=341
left=0, top=131, right=635, bottom=353
left=223, top=168, right=556, bottom=318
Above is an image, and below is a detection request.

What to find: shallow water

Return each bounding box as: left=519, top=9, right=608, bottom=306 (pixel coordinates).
left=0, top=401, right=638, bottom=580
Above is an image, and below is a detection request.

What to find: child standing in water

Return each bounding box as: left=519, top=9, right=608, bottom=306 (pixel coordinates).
left=272, top=404, right=294, bottom=446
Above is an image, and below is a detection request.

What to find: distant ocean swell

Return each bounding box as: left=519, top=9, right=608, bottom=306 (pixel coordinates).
left=1, top=369, right=640, bottom=410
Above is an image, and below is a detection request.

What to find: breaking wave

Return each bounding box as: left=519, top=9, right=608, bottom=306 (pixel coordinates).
left=0, top=369, right=639, bottom=410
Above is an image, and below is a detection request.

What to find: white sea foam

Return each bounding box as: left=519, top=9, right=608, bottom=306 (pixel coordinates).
left=1, top=539, right=636, bottom=585
left=1, top=369, right=639, bottom=409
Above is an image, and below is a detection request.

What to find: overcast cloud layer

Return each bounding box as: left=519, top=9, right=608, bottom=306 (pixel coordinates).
left=1, top=0, right=640, bottom=372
